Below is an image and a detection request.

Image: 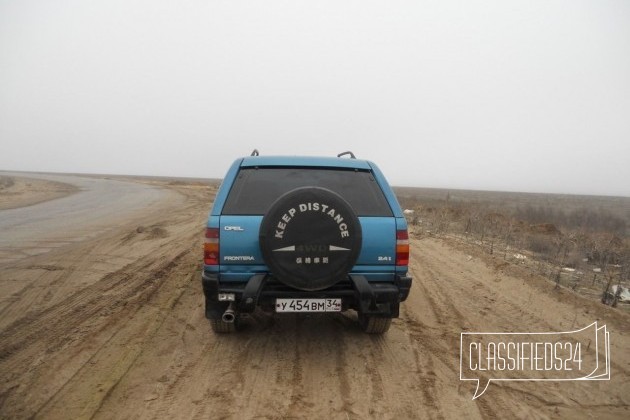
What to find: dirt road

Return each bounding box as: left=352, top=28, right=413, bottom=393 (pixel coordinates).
left=0, top=173, right=78, bottom=211
left=0, top=176, right=628, bottom=419
left=0, top=172, right=176, bottom=265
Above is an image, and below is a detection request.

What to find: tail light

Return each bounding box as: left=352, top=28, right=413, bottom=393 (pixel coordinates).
left=204, top=227, right=220, bottom=265
left=396, top=229, right=409, bottom=266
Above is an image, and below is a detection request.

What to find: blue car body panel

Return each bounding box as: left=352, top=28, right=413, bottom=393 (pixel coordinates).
left=207, top=215, right=401, bottom=282
left=205, top=155, right=409, bottom=283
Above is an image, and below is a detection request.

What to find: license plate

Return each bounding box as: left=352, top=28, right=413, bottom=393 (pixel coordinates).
left=275, top=298, right=342, bottom=313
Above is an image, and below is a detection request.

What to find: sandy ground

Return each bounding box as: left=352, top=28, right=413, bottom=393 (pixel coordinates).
left=0, top=178, right=628, bottom=419
left=0, top=175, right=78, bottom=210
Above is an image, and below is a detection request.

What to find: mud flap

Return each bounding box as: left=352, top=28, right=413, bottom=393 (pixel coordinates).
left=396, top=275, right=413, bottom=302
left=205, top=299, right=228, bottom=320
left=350, top=274, right=400, bottom=317
left=239, top=274, right=267, bottom=313
left=202, top=272, right=226, bottom=320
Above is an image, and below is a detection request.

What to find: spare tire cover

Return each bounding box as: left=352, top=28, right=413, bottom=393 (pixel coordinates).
left=259, top=187, right=362, bottom=291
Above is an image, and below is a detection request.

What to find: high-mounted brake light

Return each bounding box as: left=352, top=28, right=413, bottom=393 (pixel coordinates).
left=396, top=229, right=409, bottom=266
left=204, top=228, right=220, bottom=265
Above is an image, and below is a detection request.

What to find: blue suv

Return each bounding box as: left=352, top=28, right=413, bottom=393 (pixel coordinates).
left=202, top=151, right=412, bottom=333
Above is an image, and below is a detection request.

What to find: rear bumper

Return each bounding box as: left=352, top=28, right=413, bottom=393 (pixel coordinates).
left=202, top=272, right=412, bottom=320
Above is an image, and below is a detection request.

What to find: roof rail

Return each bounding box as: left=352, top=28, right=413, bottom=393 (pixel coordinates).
left=250, top=149, right=260, bottom=156
left=337, top=151, right=356, bottom=159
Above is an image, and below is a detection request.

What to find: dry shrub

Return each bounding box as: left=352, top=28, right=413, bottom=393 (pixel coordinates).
left=526, top=234, right=555, bottom=257
left=529, top=223, right=561, bottom=235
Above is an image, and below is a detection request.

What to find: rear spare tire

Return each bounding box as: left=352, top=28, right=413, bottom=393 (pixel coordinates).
left=259, top=187, right=362, bottom=291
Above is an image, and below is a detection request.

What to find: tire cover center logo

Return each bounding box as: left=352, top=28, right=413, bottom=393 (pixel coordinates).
left=259, top=187, right=362, bottom=291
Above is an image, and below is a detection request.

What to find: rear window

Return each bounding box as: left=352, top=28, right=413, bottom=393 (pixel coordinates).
left=222, top=167, right=393, bottom=216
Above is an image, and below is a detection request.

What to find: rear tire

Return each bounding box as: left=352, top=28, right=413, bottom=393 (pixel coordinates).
left=359, top=314, right=392, bottom=334
left=210, top=318, right=238, bottom=333
left=259, top=187, right=362, bottom=291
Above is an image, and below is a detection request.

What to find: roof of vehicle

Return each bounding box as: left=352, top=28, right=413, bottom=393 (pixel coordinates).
left=240, top=156, right=373, bottom=170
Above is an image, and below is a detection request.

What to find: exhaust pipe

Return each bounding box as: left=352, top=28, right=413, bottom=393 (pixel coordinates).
left=222, top=303, right=236, bottom=323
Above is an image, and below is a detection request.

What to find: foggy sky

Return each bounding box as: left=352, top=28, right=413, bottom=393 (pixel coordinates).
left=1, top=0, right=629, bottom=196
